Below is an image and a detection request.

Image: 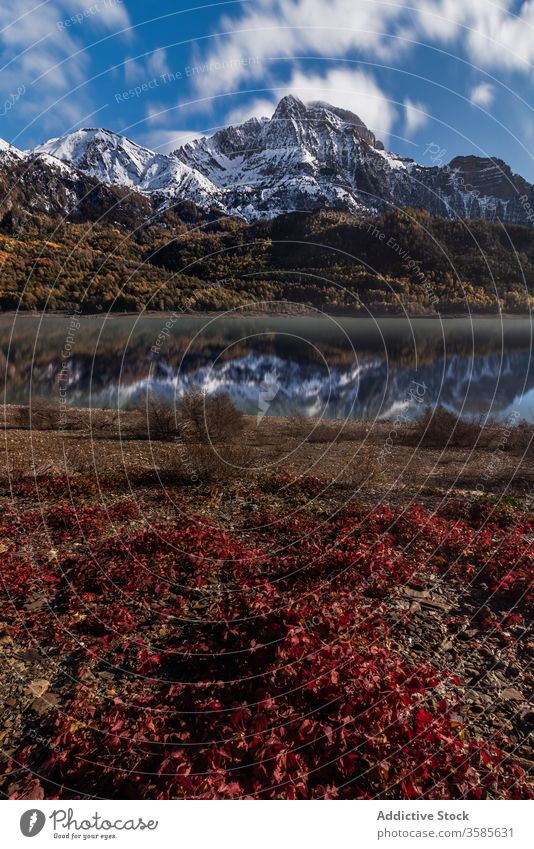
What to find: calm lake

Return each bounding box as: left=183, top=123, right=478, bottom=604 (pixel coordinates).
left=1, top=314, right=533, bottom=422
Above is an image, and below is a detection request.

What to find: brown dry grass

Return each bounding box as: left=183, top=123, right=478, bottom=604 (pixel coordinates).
left=13, top=397, right=62, bottom=431
left=2, top=404, right=533, bottom=505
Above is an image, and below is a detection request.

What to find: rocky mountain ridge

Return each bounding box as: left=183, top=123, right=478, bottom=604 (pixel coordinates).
left=2, top=94, right=530, bottom=225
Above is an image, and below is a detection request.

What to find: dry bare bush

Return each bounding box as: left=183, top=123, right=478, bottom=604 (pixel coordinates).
left=178, top=391, right=244, bottom=444
left=14, top=397, right=61, bottom=431
left=87, top=408, right=120, bottom=434
left=174, top=441, right=255, bottom=484
left=410, top=406, right=488, bottom=449
left=134, top=394, right=179, bottom=441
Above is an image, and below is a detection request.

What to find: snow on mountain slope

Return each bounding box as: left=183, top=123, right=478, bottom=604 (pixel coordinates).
left=174, top=95, right=534, bottom=223
left=27, top=96, right=534, bottom=224
left=0, top=138, right=24, bottom=160
left=32, top=128, right=154, bottom=185
left=173, top=95, right=407, bottom=218
left=32, top=128, right=222, bottom=210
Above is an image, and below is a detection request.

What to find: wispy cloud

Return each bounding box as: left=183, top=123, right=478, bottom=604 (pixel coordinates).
left=124, top=48, right=169, bottom=84
left=403, top=97, right=430, bottom=135
left=0, top=0, right=131, bottom=140
left=188, top=0, right=534, bottom=124
left=188, top=0, right=411, bottom=102
left=414, top=0, right=534, bottom=72
left=469, top=81, right=495, bottom=108
left=225, top=98, right=276, bottom=126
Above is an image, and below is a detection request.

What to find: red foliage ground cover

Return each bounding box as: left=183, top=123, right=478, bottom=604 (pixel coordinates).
left=1, top=475, right=532, bottom=799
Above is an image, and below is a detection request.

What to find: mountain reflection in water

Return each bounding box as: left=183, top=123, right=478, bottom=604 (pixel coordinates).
left=1, top=315, right=533, bottom=423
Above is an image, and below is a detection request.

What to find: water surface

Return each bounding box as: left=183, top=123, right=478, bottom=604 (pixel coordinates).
left=1, top=314, right=533, bottom=422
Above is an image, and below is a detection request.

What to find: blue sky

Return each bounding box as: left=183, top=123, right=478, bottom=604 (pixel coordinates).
left=2, top=0, right=534, bottom=179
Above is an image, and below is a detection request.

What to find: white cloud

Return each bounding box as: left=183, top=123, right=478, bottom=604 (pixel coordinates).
left=147, top=48, right=169, bottom=78
left=90, top=0, right=131, bottom=31
left=413, top=0, right=534, bottom=72
left=469, top=82, right=496, bottom=108
left=225, top=98, right=277, bottom=125
left=411, top=0, right=469, bottom=42
left=188, top=0, right=534, bottom=116
left=188, top=0, right=412, bottom=101
left=124, top=49, right=170, bottom=89
left=0, top=0, right=132, bottom=137
left=145, top=104, right=169, bottom=126
left=124, top=57, right=144, bottom=84
left=403, top=97, right=430, bottom=135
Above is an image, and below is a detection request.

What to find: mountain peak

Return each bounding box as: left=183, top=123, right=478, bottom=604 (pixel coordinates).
left=272, top=94, right=308, bottom=119
left=269, top=95, right=383, bottom=149
left=0, top=138, right=24, bottom=159
left=25, top=96, right=534, bottom=225
left=307, top=100, right=384, bottom=149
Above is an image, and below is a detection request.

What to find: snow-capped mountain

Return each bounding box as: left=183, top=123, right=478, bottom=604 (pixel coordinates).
left=0, top=136, right=156, bottom=229
left=0, top=138, right=24, bottom=161
left=174, top=95, right=411, bottom=219
left=5, top=94, right=534, bottom=224
left=174, top=96, right=533, bottom=222
left=32, top=127, right=222, bottom=211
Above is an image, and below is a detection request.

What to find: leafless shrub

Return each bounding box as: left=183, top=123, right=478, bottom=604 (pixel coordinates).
left=386, top=404, right=534, bottom=455
left=14, top=398, right=60, bottom=431
left=88, top=408, right=120, bottom=433
left=134, top=394, right=179, bottom=441
left=173, top=441, right=255, bottom=484
left=410, top=406, right=488, bottom=449
left=178, top=391, right=244, bottom=444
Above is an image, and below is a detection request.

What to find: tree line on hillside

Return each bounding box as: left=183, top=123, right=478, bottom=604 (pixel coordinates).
left=0, top=206, right=533, bottom=313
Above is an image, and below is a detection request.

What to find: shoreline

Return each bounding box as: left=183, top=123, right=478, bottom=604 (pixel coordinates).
left=1, top=310, right=533, bottom=321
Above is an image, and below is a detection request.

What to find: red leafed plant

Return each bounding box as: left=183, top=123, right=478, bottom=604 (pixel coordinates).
left=1, top=479, right=532, bottom=800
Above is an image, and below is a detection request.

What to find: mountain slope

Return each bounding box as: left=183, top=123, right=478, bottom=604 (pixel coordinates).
left=174, top=96, right=534, bottom=223
left=21, top=95, right=534, bottom=225
left=0, top=141, right=157, bottom=234
left=0, top=139, right=24, bottom=161
left=32, top=128, right=223, bottom=211
left=174, top=96, right=410, bottom=218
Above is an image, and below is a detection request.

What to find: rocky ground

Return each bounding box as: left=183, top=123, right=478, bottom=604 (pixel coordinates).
left=0, top=408, right=532, bottom=799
